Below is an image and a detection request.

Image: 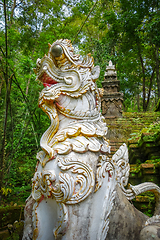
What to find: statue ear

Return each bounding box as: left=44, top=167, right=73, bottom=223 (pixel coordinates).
left=91, top=65, right=100, bottom=81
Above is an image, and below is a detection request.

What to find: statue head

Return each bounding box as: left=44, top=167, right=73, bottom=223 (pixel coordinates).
left=33, top=39, right=100, bottom=101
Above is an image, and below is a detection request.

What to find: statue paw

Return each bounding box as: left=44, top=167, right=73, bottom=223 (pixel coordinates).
left=140, top=225, right=160, bottom=240
left=22, top=224, right=33, bottom=240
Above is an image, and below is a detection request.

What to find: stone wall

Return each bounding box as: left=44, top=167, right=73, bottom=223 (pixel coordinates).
left=105, top=111, right=160, bottom=216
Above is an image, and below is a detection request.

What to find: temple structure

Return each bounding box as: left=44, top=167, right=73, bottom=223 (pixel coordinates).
left=101, top=60, right=123, bottom=118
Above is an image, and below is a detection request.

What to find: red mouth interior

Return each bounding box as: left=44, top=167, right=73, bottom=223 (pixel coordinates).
left=41, top=73, right=58, bottom=87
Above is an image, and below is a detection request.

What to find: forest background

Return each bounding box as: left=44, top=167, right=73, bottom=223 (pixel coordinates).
left=0, top=0, right=160, bottom=203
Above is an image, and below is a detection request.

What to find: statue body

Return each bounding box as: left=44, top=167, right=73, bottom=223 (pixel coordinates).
left=23, top=40, right=160, bottom=240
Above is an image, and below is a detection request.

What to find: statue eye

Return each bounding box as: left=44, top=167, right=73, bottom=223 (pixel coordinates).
left=51, top=44, right=63, bottom=57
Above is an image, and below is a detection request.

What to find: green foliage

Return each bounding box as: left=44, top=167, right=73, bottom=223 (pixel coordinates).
left=128, top=121, right=160, bottom=143
left=155, top=98, right=160, bottom=112
left=0, top=0, right=160, bottom=205
left=80, top=39, right=111, bottom=87
left=86, top=0, right=160, bottom=111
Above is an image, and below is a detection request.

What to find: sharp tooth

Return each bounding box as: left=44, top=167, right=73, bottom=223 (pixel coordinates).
left=43, top=66, right=47, bottom=71
left=91, top=110, right=97, bottom=116
left=66, top=109, right=71, bottom=114
left=85, top=111, right=90, bottom=117
left=87, top=112, right=92, bottom=117
left=80, top=112, right=85, bottom=117
left=71, top=110, right=79, bottom=116
left=48, top=43, right=52, bottom=48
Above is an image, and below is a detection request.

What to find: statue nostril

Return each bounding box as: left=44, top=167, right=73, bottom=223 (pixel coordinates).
left=51, top=44, right=63, bottom=57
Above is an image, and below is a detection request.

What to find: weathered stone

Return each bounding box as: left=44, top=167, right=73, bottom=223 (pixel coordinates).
left=140, top=225, right=160, bottom=240
left=101, top=61, right=123, bottom=118
left=106, top=187, right=148, bottom=240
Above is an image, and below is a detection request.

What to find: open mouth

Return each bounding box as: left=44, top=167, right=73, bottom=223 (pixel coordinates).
left=41, top=73, right=58, bottom=87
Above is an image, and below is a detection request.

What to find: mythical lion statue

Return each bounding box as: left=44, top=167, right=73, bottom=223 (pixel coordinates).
left=23, top=39, right=160, bottom=240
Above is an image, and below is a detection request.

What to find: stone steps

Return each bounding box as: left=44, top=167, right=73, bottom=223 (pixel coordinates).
left=105, top=112, right=160, bottom=216
left=129, top=161, right=160, bottom=215
left=106, top=112, right=160, bottom=158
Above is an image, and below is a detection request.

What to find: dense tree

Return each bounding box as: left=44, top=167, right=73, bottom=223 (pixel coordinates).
left=0, top=0, right=79, bottom=199
left=71, top=0, right=160, bottom=111
left=0, top=0, right=159, bottom=201
left=118, top=0, right=160, bottom=111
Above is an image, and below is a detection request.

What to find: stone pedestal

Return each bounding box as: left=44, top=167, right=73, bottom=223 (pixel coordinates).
left=101, top=61, right=123, bottom=118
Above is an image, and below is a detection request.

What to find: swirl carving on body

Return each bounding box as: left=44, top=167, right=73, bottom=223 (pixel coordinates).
left=32, top=157, right=95, bottom=204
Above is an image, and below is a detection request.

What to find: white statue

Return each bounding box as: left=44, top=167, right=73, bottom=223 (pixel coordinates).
left=23, top=40, right=160, bottom=240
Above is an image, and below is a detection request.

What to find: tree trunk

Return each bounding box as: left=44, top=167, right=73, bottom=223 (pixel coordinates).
left=146, top=67, right=155, bottom=111
left=10, top=0, right=16, bottom=21
left=137, top=94, right=140, bottom=112
left=139, top=54, right=146, bottom=111
left=0, top=0, right=8, bottom=193
left=156, top=46, right=160, bottom=99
